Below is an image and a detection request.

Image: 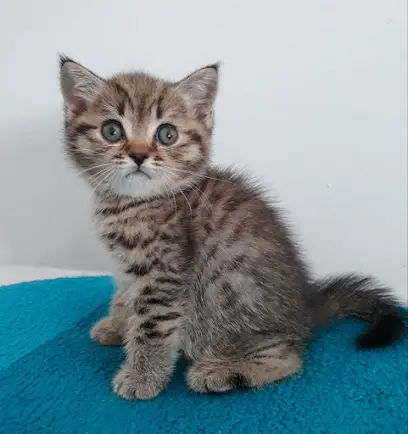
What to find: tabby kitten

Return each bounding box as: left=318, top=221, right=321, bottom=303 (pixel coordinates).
left=60, top=56, right=404, bottom=400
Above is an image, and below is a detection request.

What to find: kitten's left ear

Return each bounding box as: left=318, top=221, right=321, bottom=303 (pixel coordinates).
left=177, top=64, right=220, bottom=118
left=59, top=55, right=105, bottom=117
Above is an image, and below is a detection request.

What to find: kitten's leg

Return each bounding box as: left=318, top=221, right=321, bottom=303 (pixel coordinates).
left=187, top=337, right=303, bottom=393
left=113, top=278, right=183, bottom=400
left=90, top=298, right=130, bottom=346
left=90, top=272, right=134, bottom=346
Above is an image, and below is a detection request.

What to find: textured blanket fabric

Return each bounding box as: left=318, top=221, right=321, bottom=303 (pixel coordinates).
left=0, top=277, right=407, bottom=433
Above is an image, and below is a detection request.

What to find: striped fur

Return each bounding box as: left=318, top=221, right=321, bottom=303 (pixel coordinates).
left=60, top=57, right=404, bottom=400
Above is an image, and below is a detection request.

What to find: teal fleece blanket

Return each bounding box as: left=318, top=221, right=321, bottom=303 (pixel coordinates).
left=0, top=276, right=407, bottom=433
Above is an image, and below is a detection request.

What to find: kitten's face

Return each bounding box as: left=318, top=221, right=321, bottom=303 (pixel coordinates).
left=60, top=57, right=218, bottom=200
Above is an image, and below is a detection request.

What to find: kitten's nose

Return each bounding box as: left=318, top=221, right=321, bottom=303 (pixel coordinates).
left=128, top=151, right=148, bottom=167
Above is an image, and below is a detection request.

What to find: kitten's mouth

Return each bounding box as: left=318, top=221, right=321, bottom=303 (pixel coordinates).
left=125, top=169, right=152, bottom=180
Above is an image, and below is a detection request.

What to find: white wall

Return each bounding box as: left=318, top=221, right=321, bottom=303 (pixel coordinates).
left=0, top=0, right=406, bottom=301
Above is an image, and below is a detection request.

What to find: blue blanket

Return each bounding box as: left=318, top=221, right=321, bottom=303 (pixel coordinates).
left=0, top=276, right=407, bottom=433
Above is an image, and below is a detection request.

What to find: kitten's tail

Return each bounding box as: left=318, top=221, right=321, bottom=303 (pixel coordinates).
left=311, top=274, right=405, bottom=348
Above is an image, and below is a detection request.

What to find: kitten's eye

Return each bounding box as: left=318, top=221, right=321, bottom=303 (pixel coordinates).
left=155, top=124, right=178, bottom=146
left=101, top=120, right=125, bottom=143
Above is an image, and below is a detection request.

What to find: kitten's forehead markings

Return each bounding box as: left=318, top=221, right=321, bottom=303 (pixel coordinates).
left=121, top=117, right=133, bottom=140
left=99, top=102, right=120, bottom=117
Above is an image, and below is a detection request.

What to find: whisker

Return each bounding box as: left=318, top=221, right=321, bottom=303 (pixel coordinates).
left=175, top=184, right=193, bottom=216
left=160, top=172, right=178, bottom=213
left=88, top=168, right=114, bottom=199
left=156, top=166, right=213, bottom=213
left=159, top=164, right=232, bottom=184
left=87, top=167, right=112, bottom=184
left=187, top=182, right=213, bottom=212
left=74, top=163, right=111, bottom=177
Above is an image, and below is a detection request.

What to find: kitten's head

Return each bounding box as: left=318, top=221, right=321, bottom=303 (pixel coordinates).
left=59, top=56, right=218, bottom=200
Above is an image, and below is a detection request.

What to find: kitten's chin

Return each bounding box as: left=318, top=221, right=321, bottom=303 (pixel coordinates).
left=104, top=172, right=166, bottom=201
left=91, top=167, right=205, bottom=201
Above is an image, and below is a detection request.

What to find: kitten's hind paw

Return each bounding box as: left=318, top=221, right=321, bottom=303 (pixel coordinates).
left=90, top=317, right=123, bottom=346
left=187, top=363, right=239, bottom=393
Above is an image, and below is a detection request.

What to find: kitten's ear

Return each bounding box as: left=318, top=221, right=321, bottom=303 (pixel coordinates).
left=59, top=55, right=104, bottom=116
left=177, top=64, right=219, bottom=118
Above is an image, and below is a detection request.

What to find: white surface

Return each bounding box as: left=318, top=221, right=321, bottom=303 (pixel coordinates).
left=0, top=266, right=106, bottom=287
left=0, top=1, right=406, bottom=301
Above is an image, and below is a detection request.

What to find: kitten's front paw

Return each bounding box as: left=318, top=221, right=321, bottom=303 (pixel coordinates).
left=90, top=317, right=122, bottom=346
left=113, top=365, right=167, bottom=400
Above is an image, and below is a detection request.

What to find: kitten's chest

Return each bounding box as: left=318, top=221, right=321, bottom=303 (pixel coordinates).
left=93, top=197, right=184, bottom=268
left=94, top=201, right=158, bottom=263
left=97, top=217, right=151, bottom=262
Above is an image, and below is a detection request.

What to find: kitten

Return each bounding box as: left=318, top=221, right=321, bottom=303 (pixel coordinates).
left=60, top=56, right=404, bottom=400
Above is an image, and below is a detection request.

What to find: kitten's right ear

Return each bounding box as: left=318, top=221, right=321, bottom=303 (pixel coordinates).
left=59, top=55, right=104, bottom=116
